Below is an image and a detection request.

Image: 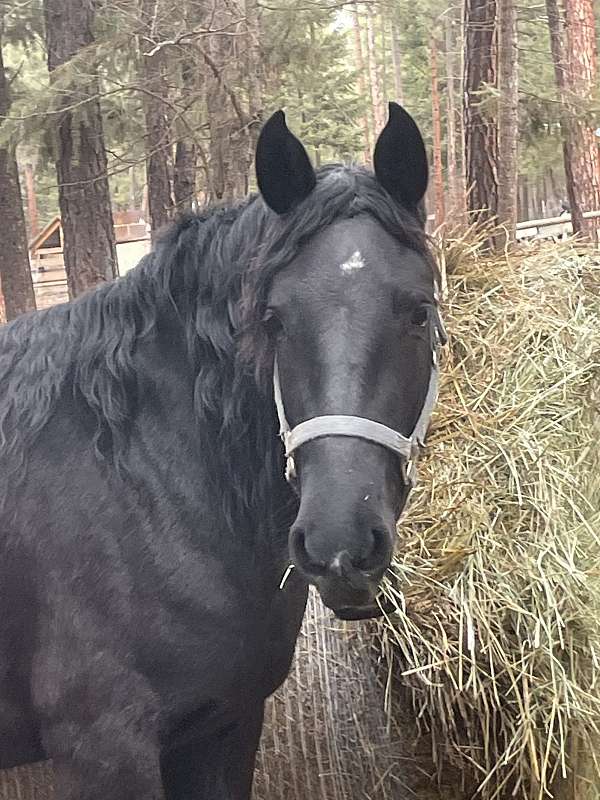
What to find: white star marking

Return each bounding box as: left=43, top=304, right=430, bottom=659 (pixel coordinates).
left=339, top=250, right=365, bottom=273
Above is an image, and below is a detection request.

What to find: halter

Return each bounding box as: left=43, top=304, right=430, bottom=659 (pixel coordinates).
left=273, top=293, right=447, bottom=490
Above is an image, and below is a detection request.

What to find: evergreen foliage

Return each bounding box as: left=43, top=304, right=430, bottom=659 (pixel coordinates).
left=0, top=0, right=597, bottom=231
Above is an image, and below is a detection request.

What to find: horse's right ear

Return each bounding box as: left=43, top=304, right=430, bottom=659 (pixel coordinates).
left=255, top=111, right=316, bottom=214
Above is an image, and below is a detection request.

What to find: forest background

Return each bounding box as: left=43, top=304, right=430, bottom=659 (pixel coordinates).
left=0, top=0, right=599, bottom=319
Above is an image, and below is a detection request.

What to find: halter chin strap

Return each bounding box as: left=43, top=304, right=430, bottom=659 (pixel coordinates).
left=273, top=298, right=447, bottom=489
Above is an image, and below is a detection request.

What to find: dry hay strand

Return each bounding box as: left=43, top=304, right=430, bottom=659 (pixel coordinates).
left=378, top=236, right=600, bottom=800
left=0, top=762, right=53, bottom=800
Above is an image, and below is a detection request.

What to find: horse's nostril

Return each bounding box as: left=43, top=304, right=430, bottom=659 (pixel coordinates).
left=356, top=527, right=391, bottom=573
left=289, top=526, right=327, bottom=578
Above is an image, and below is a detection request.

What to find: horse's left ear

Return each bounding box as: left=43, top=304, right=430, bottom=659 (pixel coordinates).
left=255, top=110, right=316, bottom=214
left=373, top=102, right=428, bottom=207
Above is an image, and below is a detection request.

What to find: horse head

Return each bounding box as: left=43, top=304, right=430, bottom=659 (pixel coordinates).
left=254, top=104, right=444, bottom=620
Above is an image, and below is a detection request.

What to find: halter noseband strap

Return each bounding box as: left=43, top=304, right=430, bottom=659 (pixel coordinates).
left=273, top=299, right=447, bottom=489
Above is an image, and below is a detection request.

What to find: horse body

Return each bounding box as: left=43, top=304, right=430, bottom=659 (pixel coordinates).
left=0, top=300, right=307, bottom=796
left=0, top=104, right=440, bottom=798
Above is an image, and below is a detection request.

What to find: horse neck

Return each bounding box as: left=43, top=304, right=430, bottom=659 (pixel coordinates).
left=145, top=317, right=296, bottom=542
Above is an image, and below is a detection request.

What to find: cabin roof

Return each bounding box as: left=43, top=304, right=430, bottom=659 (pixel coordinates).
left=29, top=216, right=61, bottom=253
left=29, top=213, right=149, bottom=254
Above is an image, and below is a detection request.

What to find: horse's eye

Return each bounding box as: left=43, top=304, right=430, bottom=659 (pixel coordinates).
left=262, top=309, right=284, bottom=337
left=411, top=305, right=429, bottom=327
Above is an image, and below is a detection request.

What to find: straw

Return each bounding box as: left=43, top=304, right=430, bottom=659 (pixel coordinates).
left=378, top=234, right=600, bottom=800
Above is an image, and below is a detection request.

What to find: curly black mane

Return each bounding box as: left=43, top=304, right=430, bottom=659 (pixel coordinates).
left=0, top=165, right=431, bottom=525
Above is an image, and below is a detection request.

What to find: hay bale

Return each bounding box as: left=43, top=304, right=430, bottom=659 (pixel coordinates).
left=0, top=762, right=53, bottom=800
left=378, top=238, right=600, bottom=800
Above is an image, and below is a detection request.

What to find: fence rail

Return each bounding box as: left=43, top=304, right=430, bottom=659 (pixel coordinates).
left=426, top=210, right=600, bottom=240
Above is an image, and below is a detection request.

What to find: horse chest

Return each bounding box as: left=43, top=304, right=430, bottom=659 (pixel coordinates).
left=133, top=571, right=307, bottom=735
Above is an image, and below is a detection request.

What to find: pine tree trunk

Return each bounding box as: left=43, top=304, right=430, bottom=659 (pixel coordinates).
left=545, top=0, right=592, bottom=238
left=521, top=174, right=530, bottom=219
left=390, top=20, right=404, bottom=104
left=173, top=53, right=197, bottom=211
left=548, top=166, right=561, bottom=208
left=140, top=0, right=174, bottom=238
left=0, top=29, right=36, bottom=321
left=44, top=0, right=117, bottom=297
left=204, top=4, right=244, bottom=202
left=129, top=165, right=138, bottom=209
left=541, top=175, right=548, bottom=216
left=24, top=163, right=39, bottom=238
left=351, top=4, right=372, bottom=163
left=173, top=139, right=196, bottom=210
left=379, top=11, right=388, bottom=102
left=244, top=0, right=264, bottom=190
left=495, top=0, right=519, bottom=249
left=531, top=183, right=539, bottom=217
left=365, top=3, right=385, bottom=133
left=457, top=5, right=468, bottom=211
left=206, top=80, right=229, bottom=201
left=206, top=44, right=233, bottom=201
left=444, top=16, right=460, bottom=217
left=563, top=0, right=600, bottom=240
left=464, top=0, right=498, bottom=235
left=430, top=37, right=446, bottom=227
left=245, top=0, right=263, bottom=150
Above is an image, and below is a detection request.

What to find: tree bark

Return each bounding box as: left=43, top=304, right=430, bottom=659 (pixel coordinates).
left=495, top=0, right=519, bottom=249
left=44, top=0, right=117, bottom=298
left=140, top=0, right=174, bottom=238
left=548, top=166, right=561, bottom=209
left=351, top=4, right=372, bottom=164
left=430, top=36, right=446, bottom=227
left=458, top=4, right=468, bottom=212
left=390, top=19, right=404, bottom=104
left=173, top=139, right=196, bottom=211
left=245, top=0, right=263, bottom=148
left=521, top=174, right=530, bottom=220
left=365, top=3, right=385, bottom=134
left=24, top=162, right=39, bottom=238
left=545, top=0, right=600, bottom=240
left=464, top=0, right=498, bottom=235
left=379, top=11, right=388, bottom=103
left=206, top=31, right=234, bottom=201
left=444, top=16, right=460, bottom=217
left=244, top=0, right=264, bottom=184
left=531, top=182, right=539, bottom=217
left=563, top=0, right=600, bottom=240
left=173, top=53, right=197, bottom=211
left=0, top=28, right=36, bottom=321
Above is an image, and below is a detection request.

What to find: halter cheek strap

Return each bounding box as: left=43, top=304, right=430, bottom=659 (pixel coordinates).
left=273, top=302, right=447, bottom=489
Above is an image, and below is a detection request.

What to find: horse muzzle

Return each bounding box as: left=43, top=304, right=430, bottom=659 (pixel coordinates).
left=316, top=571, right=395, bottom=620
left=333, top=597, right=396, bottom=620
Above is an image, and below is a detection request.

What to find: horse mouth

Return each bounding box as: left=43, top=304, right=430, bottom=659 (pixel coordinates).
left=332, top=596, right=395, bottom=621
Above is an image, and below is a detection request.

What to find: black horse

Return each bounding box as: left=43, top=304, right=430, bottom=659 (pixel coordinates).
left=0, top=103, right=443, bottom=799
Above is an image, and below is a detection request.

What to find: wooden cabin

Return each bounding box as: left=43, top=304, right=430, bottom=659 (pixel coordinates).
left=29, top=212, right=151, bottom=310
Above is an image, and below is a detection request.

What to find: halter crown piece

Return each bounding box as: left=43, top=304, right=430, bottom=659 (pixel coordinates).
left=273, top=286, right=447, bottom=490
